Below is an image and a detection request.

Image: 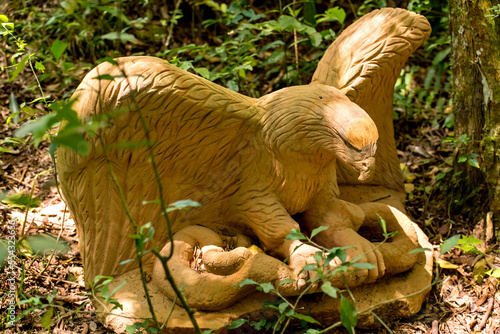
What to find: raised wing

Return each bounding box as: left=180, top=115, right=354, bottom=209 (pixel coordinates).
left=312, top=8, right=431, bottom=191
left=57, top=57, right=262, bottom=281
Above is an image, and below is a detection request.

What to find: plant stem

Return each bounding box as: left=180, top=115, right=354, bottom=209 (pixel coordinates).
left=152, top=249, right=203, bottom=334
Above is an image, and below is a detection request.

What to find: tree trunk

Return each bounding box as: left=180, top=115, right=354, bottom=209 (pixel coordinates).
left=449, top=0, right=500, bottom=228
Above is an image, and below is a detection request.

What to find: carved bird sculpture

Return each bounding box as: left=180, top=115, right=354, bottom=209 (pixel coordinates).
left=57, top=8, right=431, bottom=311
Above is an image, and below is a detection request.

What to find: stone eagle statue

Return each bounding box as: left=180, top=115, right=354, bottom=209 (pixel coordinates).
left=57, top=8, right=432, bottom=332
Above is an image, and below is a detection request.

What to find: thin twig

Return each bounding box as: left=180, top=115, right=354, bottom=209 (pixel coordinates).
left=478, top=297, right=494, bottom=330
left=165, top=0, right=182, bottom=50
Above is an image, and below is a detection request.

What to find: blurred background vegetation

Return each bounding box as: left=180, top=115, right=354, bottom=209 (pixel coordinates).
left=2, top=0, right=455, bottom=223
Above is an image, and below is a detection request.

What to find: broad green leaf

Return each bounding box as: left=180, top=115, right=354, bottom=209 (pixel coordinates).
left=1, top=192, right=41, bottom=209
left=235, top=278, right=258, bottom=287
left=16, top=113, right=58, bottom=147
left=468, top=158, right=480, bottom=168
left=52, top=131, right=91, bottom=156
left=51, top=39, right=68, bottom=61
left=194, top=67, right=210, bottom=79
left=292, top=313, right=320, bottom=324
left=228, top=319, right=247, bottom=329
left=303, top=0, right=317, bottom=26
left=321, top=281, right=339, bottom=298
left=262, top=50, right=284, bottom=66
left=227, top=80, right=239, bottom=92
left=310, top=225, right=329, bottom=239
left=25, top=234, right=70, bottom=254
left=286, top=228, right=306, bottom=241
left=278, top=278, right=296, bottom=286
left=257, top=282, right=274, bottom=293
left=41, top=307, right=54, bottom=329
left=9, top=54, right=29, bottom=82
left=457, top=155, right=467, bottom=163
left=432, top=47, right=451, bottom=66
left=101, top=32, right=140, bottom=44
left=351, top=262, right=377, bottom=270
left=318, top=7, right=346, bottom=24
left=440, top=234, right=461, bottom=255
left=486, top=268, right=500, bottom=278
left=308, top=31, right=322, bottom=47
left=340, top=296, right=357, bottom=334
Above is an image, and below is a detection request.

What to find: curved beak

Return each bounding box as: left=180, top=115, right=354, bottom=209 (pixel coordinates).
left=353, top=157, right=376, bottom=182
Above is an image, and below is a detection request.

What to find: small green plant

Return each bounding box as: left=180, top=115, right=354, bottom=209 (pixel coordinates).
left=486, top=4, right=500, bottom=18
left=443, top=134, right=480, bottom=168
left=230, top=220, right=413, bottom=334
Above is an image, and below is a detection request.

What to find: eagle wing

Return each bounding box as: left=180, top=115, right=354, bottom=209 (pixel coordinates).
left=312, top=8, right=431, bottom=191
left=57, top=57, right=262, bottom=281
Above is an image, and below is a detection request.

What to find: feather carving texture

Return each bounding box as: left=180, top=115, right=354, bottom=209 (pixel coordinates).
left=57, top=57, right=264, bottom=281
left=312, top=8, right=431, bottom=190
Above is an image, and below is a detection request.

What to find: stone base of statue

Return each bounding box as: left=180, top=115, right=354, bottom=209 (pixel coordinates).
left=94, top=223, right=432, bottom=333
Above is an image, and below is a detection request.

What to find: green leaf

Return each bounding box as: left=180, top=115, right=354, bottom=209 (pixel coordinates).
left=486, top=268, right=500, bottom=278
left=303, top=0, right=317, bottom=26
left=351, top=262, right=377, bottom=270
left=286, top=228, right=306, bottom=241
left=101, top=32, right=140, bottom=44
left=1, top=22, right=14, bottom=35
left=440, top=234, right=461, bottom=255
left=257, top=282, right=274, bottom=293
left=194, top=67, right=210, bottom=79
left=227, top=80, right=238, bottom=92
left=9, top=93, right=20, bottom=124
left=377, top=215, right=387, bottom=236
left=1, top=192, right=41, bottom=209
left=278, top=278, right=296, bottom=286
left=228, top=318, right=247, bottom=329
left=9, top=54, right=29, bottom=82
left=321, top=281, right=339, bottom=298
left=235, top=278, right=258, bottom=287
left=340, top=296, right=357, bottom=334
left=51, top=39, right=68, bottom=61
left=0, top=15, right=8, bottom=23
left=41, top=307, right=54, bottom=329
left=16, top=113, right=58, bottom=147
left=262, top=50, right=284, bottom=66
left=308, top=31, right=322, bottom=47
left=432, top=47, right=451, bottom=66
left=318, top=7, right=346, bottom=24
left=310, top=225, right=329, bottom=239
left=292, top=313, right=320, bottom=324
left=468, top=158, right=480, bottom=168
left=52, top=130, right=91, bottom=156
left=25, top=234, right=70, bottom=254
